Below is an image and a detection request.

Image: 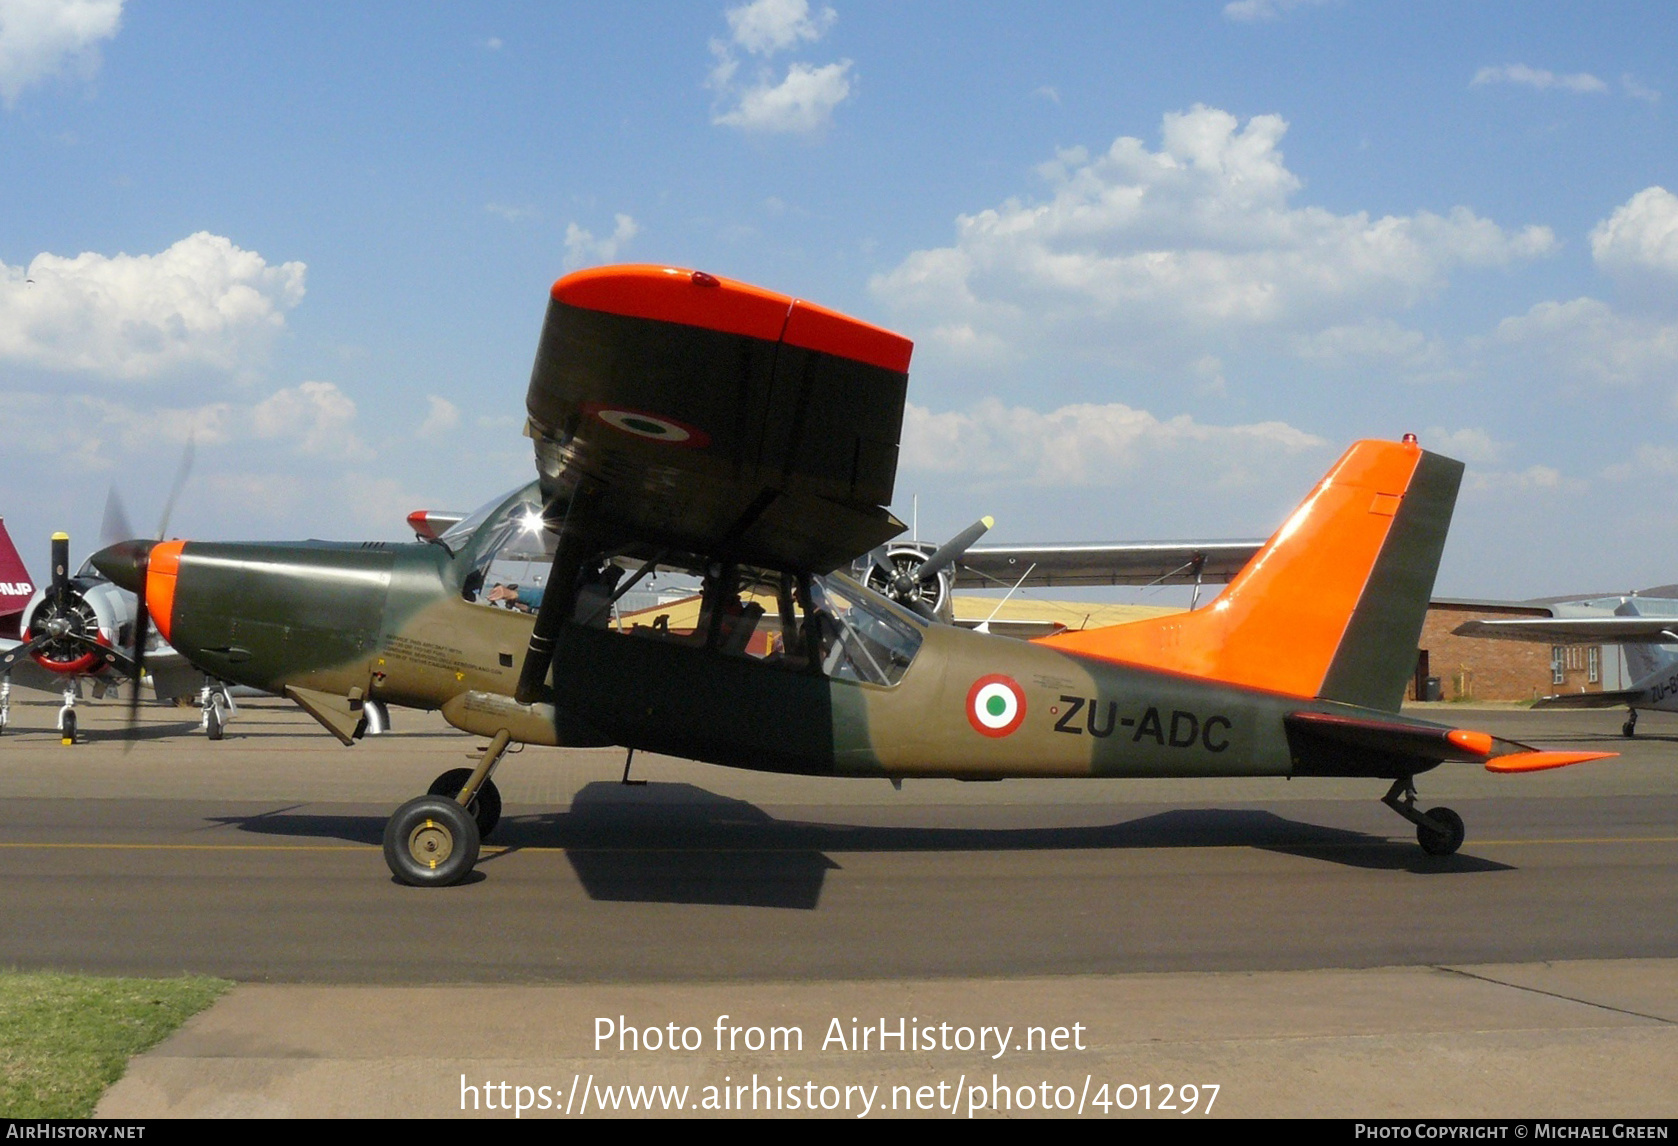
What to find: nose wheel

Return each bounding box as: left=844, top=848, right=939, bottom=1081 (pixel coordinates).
left=1382, top=777, right=1465, bottom=857
left=58, top=685, right=78, bottom=746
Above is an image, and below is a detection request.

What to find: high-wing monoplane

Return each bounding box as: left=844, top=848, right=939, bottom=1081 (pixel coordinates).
left=1455, top=595, right=1678, bottom=736
left=92, top=265, right=1613, bottom=886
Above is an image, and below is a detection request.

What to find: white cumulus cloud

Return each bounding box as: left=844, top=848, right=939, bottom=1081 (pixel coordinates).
left=709, top=0, right=852, bottom=134
left=0, top=232, right=306, bottom=379
left=1223, top=0, right=1331, bottom=22
left=0, top=0, right=122, bottom=106
left=712, top=60, right=852, bottom=133
left=253, top=381, right=364, bottom=456
left=1591, top=186, right=1678, bottom=282
left=725, top=0, right=834, bottom=55
left=416, top=395, right=460, bottom=440
left=1422, top=427, right=1508, bottom=466
left=563, top=214, right=639, bottom=270
left=1471, top=64, right=1608, bottom=94
left=870, top=106, right=1555, bottom=365
left=900, top=398, right=1324, bottom=487
left=1492, top=297, right=1678, bottom=389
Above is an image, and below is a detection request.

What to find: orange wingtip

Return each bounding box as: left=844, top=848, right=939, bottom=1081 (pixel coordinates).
left=1446, top=729, right=1493, bottom=757
left=1485, top=750, right=1617, bottom=774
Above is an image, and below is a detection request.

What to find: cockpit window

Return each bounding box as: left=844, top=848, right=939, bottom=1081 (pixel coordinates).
left=809, top=573, right=924, bottom=687
left=609, top=563, right=923, bottom=687
left=449, top=482, right=556, bottom=610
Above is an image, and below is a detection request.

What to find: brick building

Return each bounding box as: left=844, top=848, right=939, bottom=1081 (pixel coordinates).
left=1413, top=598, right=1613, bottom=703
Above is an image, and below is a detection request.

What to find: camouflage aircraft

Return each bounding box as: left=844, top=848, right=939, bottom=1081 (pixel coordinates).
left=92, top=265, right=1613, bottom=887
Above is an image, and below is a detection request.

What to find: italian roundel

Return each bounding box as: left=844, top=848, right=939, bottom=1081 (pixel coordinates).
left=581, top=402, right=711, bottom=448
left=966, top=674, right=1026, bottom=737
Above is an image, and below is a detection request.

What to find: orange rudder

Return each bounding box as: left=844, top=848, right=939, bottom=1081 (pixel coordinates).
left=1036, top=438, right=1463, bottom=709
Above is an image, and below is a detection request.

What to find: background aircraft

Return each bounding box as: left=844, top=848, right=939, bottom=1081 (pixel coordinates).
left=92, top=265, right=1612, bottom=888
left=0, top=518, right=231, bottom=742
left=855, top=529, right=1262, bottom=629
left=1455, top=596, right=1678, bottom=736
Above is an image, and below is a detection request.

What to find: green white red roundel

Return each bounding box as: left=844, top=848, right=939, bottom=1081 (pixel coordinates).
left=582, top=402, right=711, bottom=448
left=966, top=674, right=1026, bottom=737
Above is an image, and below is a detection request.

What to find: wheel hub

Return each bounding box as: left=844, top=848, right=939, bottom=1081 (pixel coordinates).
left=406, top=819, right=453, bottom=868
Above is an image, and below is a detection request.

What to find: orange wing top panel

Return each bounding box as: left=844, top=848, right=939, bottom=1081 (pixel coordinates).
left=783, top=298, right=914, bottom=374
left=145, top=539, right=186, bottom=647
left=550, top=264, right=912, bottom=374
left=1036, top=439, right=1424, bottom=698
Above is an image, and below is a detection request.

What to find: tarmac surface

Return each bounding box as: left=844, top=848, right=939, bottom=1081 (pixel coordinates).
left=0, top=693, right=1672, bottom=1116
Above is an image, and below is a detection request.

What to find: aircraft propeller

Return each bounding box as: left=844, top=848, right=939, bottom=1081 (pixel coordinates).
left=100, top=440, right=195, bottom=737
left=863, top=515, right=993, bottom=621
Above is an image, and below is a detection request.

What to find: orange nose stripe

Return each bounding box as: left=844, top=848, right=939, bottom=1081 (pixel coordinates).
left=145, top=540, right=186, bottom=646
left=1446, top=729, right=1493, bottom=757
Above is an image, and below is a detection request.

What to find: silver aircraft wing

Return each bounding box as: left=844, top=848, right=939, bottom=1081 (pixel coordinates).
left=1453, top=617, right=1678, bottom=645
left=952, top=540, right=1264, bottom=590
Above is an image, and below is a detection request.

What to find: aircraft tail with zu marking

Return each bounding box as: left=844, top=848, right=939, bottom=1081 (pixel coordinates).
left=1037, top=438, right=1464, bottom=712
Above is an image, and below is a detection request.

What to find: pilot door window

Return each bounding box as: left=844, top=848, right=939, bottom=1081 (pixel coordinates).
left=806, top=574, right=923, bottom=687
left=614, top=565, right=924, bottom=686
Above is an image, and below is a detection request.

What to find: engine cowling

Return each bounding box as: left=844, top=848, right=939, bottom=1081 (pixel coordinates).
left=859, top=543, right=952, bottom=620
left=19, top=579, right=128, bottom=675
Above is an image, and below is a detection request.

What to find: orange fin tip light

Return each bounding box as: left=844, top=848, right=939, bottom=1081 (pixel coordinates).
left=1485, top=750, right=1617, bottom=774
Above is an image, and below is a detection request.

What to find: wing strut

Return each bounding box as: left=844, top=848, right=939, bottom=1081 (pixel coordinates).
left=514, top=491, right=601, bottom=705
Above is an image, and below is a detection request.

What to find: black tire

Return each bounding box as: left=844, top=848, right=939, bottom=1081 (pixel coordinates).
left=61, top=710, right=76, bottom=746
left=383, top=795, right=480, bottom=887
left=427, top=767, right=502, bottom=838
left=206, top=703, right=225, bottom=741
left=1622, top=718, right=1637, bottom=738
left=1417, top=806, right=1465, bottom=857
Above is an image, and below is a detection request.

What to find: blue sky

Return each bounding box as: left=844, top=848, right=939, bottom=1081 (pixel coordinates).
left=2, top=1, right=1675, bottom=597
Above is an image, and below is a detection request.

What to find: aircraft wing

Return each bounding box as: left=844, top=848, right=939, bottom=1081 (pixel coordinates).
left=0, top=637, right=70, bottom=692
left=953, top=540, right=1264, bottom=589
left=1531, top=689, right=1648, bottom=710
left=1453, top=617, right=1678, bottom=644
left=523, top=265, right=912, bottom=573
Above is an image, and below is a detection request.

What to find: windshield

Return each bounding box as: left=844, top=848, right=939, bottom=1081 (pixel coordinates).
left=446, top=482, right=558, bottom=606
left=438, top=482, right=541, bottom=551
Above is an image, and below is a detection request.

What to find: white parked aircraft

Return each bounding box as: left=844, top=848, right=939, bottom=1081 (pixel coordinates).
left=1454, top=595, right=1678, bottom=737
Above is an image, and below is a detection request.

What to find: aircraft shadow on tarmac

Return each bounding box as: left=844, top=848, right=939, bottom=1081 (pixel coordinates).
left=211, top=780, right=1509, bottom=909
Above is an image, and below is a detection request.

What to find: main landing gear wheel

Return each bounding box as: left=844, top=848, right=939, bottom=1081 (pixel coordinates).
left=205, top=700, right=225, bottom=741
left=427, top=767, right=502, bottom=838
left=1623, top=711, right=1638, bottom=738
left=1417, top=806, right=1465, bottom=857
left=60, top=709, right=76, bottom=746
left=383, top=796, right=480, bottom=887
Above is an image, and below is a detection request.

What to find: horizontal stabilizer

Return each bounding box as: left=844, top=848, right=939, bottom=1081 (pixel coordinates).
left=1532, top=689, right=1645, bottom=710
left=1486, top=750, right=1617, bottom=774
left=1284, top=709, right=1616, bottom=778
left=1286, top=710, right=1498, bottom=763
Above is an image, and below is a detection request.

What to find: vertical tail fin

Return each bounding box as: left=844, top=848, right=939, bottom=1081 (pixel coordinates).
left=1036, top=439, right=1463, bottom=711
left=0, top=517, right=34, bottom=641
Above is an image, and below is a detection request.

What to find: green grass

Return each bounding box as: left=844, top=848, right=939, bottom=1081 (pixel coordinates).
left=0, top=972, right=231, bottom=1117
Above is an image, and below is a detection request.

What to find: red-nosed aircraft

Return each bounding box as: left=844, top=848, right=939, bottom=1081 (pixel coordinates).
left=92, top=265, right=1614, bottom=886
left=0, top=522, right=221, bottom=742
